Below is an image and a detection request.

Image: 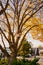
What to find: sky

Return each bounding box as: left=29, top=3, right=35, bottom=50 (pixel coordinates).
left=26, top=33, right=43, bottom=48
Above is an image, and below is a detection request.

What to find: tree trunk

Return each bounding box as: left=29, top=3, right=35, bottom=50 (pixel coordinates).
left=8, top=55, right=17, bottom=65
left=8, top=57, right=14, bottom=65
left=8, top=49, right=17, bottom=65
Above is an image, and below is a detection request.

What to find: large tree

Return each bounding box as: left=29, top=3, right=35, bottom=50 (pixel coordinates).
left=0, top=0, right=43, bottom=65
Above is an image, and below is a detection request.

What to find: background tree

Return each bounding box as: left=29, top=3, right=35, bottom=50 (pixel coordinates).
left=0, top=0, right=43, bottom=65
left=18, top=39, right=31, bottom=56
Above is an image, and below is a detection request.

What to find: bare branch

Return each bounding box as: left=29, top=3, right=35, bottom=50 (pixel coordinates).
left=0, top=20, right=8, bottom=27
left=0, top=0, right=9, bottom=15
left=19, top=6, right=33, bottom=27
left=19, top=0, right=25, bottom=15
left=0, top=28, right=11, bottom=43
left=22, top=25, right=31, bottom=32
left=1, top=33, right=6, bottom=49
left=20, top=4, right=43, bottom=30
left=0, top=45, right=10, bottom=57
left=7, top=13, right=17, bottom=26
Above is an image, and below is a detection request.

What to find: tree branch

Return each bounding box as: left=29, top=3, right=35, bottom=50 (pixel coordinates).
left=0, top=45, right=10, bottom=57
left=0, top=0, right=9, bottom=15
left=0, top=28, right=11, bottom=43
left=18, top=25, right=38, bottom=50
left=20, top=4, right=43, bottom=29
left=1, top=33, right=6, bottom=49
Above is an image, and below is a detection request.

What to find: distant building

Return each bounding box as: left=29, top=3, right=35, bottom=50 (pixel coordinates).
left=31, top=48, right=39, bottom=56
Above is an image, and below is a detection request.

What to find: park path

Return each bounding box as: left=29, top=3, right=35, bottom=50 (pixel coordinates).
left=37, top=56, right=43, bottom=65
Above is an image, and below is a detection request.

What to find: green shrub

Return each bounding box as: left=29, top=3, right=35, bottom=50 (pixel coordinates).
left=0, top=58, right=39, bottom=65
left=0, top=58, right=8, bottom=65
left=29, top=58, right=39, bottom=65
left=12, top=58, right=39, bottom=65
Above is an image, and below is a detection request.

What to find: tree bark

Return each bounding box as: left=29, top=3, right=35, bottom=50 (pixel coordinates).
left=8, top=47, right=17, bottom=65
left=8, top=54, right=17, bottom=65
left=8, top=57, right=14, bottom=65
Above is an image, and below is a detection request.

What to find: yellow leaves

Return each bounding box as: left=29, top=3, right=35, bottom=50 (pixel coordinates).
left=39, top=24, right=43, bottom=28
left=30, top=17, right=41, bottom=24
left=24, top=17, right=41, bottom=27
left=30, top=23, right=43, bottom=35
left=30, top=23, right=43, bottom=40
left=24, top=17, right=41, bottom=35
left=24, top=16, right=43, bottom=41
